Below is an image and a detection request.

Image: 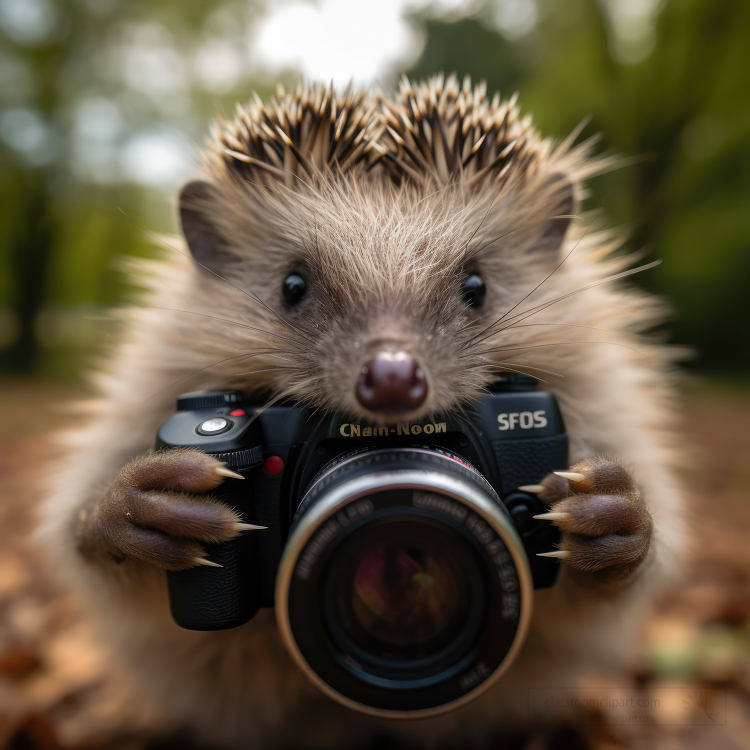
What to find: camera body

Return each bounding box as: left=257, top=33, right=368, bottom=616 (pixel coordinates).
left=156, top=375, right=567, bottom=632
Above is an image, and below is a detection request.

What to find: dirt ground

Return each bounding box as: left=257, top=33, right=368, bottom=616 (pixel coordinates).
left=0, top=378, right=748, bottom=750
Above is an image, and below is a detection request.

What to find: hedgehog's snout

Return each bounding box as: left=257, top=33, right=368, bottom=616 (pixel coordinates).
left=355, top=351, right=427, bottom=414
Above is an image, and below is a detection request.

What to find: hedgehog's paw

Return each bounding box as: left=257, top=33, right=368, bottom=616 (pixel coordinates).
left=529, top=457, right=653, bottom=585
left=93, top=449, right=258, bottom=570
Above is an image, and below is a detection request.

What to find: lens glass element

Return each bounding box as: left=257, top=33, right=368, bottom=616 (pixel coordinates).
left=279, top=447, right=532, bottom=715
left=327, top=517, right=478, bottom=663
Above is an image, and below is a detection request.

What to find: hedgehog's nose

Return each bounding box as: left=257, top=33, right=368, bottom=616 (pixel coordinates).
left=356, top=352, right=427, bottom=414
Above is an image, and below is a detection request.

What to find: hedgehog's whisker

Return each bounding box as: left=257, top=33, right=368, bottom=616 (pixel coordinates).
left=245, top=389, right=296, bottom=427
left=232, top=366, right=293, bottom=377
left=478, top=340, right=645, bottom=357
left=145, top=350, right=292, bottom=403
left=467, top=208, right=601, bottom=344
left=451, top=350, right=564, bottom=378
left=487, top=365, right=552, bottom=384
left=148, top=307, right=309, bottom=350
left=472, top=260, right=661, bottom=346
left=489, top=361, right=564, bottom=378
left=496, top=322, right=642, bottom=337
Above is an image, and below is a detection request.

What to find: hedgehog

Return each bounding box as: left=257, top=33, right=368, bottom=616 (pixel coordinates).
left=39, top=74, right=687, bottom=748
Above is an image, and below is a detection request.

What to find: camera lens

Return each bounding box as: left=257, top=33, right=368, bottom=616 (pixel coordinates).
left=326, top=516, right=480, bottom=665
left=275, top=447, right=532, bottom=718
left=335, top=522, right=468, bottom=657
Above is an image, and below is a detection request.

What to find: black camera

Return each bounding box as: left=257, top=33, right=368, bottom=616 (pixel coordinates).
left=156, top=375, right=568, bottom=717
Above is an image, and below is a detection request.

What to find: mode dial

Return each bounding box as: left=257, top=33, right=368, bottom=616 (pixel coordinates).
left=177, top=391, right=245, bottom=411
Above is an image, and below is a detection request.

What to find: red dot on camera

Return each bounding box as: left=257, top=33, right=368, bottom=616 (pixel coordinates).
left=229, top=409, right=246, bottom=416
left=264, top=456, right=284, bottom=475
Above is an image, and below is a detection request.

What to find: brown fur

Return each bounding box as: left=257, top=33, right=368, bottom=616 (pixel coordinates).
left=38, top=75, right=687, bottom=748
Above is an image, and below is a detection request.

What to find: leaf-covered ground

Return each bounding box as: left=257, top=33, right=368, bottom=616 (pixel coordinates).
left=1, top=379, right=748, bottom=750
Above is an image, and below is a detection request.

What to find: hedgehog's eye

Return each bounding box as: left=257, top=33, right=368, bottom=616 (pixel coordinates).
left=462, top=274, right=486, bottom=308
left=282, top=273, right=308, bottom=306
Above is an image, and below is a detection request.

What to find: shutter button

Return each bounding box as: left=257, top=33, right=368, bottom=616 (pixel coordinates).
left=196, top=417, right=232, bottom=436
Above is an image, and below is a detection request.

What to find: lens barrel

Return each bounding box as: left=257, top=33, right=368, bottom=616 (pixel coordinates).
left=275, top=447, right=533, bottom=718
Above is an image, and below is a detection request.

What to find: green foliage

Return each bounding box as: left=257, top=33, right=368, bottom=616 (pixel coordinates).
left=0, top=0, right=269, bottom=374
left=406, top=0, right=750, bottom=372
left=0, top=0, right=747, bottom=375
left=406, top=16, right=527, bottom=95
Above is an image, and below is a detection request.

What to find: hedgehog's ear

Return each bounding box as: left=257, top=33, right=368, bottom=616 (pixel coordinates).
left=532, top=173, right=576, bottom=263
left=179, top=181, right=235, bottom=273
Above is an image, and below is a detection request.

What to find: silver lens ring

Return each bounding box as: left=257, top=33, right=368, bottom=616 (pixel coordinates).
left=275, top=447, right=533, bottom=718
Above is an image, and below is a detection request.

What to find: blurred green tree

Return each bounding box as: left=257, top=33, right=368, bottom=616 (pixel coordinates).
left=1, top=0, right=748, bottom=376
left=0, top=0, right=270, bottom=376
left=406, top=16, right=527, bottom=95
left=405, top=0, right=750, bottom=373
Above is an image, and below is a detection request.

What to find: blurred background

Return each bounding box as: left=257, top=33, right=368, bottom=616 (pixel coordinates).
left=1, top=1, right=749, bottom=749
left=1, top=0, right=749, bottom=379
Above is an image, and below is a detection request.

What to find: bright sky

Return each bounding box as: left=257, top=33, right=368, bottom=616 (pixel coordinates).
left=0, top=0, right=661, bottom=188
left=252, top=0, right=478, bottom=87
left=141, top=0, right=484, bottom=187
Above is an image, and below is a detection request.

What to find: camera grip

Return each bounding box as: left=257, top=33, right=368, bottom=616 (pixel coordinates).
left=491, top=434, right=569, bottom=494
left=167, top=468, right=261, bottom=630
left=492, top=434, right=568, bottom=588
